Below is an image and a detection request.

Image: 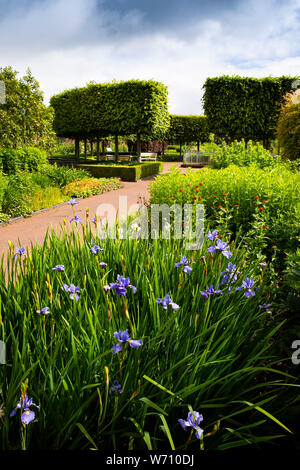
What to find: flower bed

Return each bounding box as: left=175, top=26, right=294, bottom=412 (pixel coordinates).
left=0, top=208, right=297, bottom=450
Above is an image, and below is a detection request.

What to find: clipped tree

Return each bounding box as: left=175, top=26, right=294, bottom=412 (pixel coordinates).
left=50, top=80, right=170, bottom=162
left=277, top=92, right=300, bottom=160
left=202, top=76, right=299, bottom=145
left=168, top=115, right=209, bottom=155
left=0, top=66, right=55, bottom=149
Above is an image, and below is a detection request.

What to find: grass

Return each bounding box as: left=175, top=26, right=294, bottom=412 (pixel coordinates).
left=0, top=215, right=298, bottom=450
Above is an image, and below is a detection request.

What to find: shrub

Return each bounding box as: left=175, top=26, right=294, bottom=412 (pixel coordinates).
left=203, top=75, right=299, bottom=143
left=0, top=146, right=48, bottom=174
left=63, top=177, right=122, bottom=198
left=149, top=164, right=300, bottom=267
left=209, top=140, right=281, bottom=169
left=76, top=162, right=163, bottom=181
left=168, top=115, right=209, bottom=145
left=39, top=164, right=90, bottom=187
left=277, top=93, right=300, bottom=160
left=2, top=171, right=34, bottom=216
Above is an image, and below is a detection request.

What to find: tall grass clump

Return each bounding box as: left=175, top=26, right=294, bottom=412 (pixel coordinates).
left=0, top=213, right=298, bottom=450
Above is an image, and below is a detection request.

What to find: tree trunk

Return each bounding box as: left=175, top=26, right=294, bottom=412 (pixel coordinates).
left=197, top=141, right=200, bottom=152
left=162, top=141, right=165, bottom=156
left=115, top=135, right=119, bottom=163
left=90, top=140, right=93, bottom=157
left=96, top=138, right=100, bottom=161
left=137, top=133, right=141, bottom=163
left=146, top=141, right=149, bottom=152
left=75, top=138, right=80, bottom=160
left=84, top=138, right=87, bottom=160
left=102, top=140, right=105, bottom=158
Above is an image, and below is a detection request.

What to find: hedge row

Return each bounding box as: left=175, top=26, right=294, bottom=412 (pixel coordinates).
left=168, top=115, right=209, bottom=145
left=50, top=80, right=170, bottom=141
left=202, top=76, right=299, bottom=143
left=73, top=162, right=163, bottom=182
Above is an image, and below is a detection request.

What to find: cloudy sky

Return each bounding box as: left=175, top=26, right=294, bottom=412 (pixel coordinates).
left=0, top=0, right=299, bottom=113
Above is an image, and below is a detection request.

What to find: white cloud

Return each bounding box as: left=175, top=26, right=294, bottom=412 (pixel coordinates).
left=0, top=0, right=299, bottom=113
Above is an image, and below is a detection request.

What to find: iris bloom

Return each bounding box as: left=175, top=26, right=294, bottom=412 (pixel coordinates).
left=155, top=294, right=180, bottom=310
left=109, top=380, right=123, bottom=394
left=14, top=247, right=26, bottom=260
left=52, top=265, right=64, bottom=271
left=112, top=329, right=142, bottom=354
left=236, top=277, right=259, bottom=298
left=207, top=239, right=232, bottom=259
left=178, top=411, right=204, bottom=439
left=70, top=215, right=82, bottom=224
left=10, top=395, right=39, bottom=426
left=90, top=244, right=104, bottom=255
left=201, top=285, right=222, bottom=298
left=99, top=262, right=107, bottom=268
left=175, top=256, right=192, bottom=273
left=92, top=216, right=97, bottom=224
left=220, top=262, right=240, bottom=286
left=67, top=199, right=79, bottom=206
left=110, top=275, right=137, bottom=296
left=206, top=230, right=218, bottom=241
left=63, top=283, right=81, bottom=301
left=36, top=307, right=50, bottom=315
left=259, top=303, right=272, bottom=313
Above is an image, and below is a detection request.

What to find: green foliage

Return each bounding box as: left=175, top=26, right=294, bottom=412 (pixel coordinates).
left=2, top=171, right=34, bottom=217
left=0, top=66, right=55, bottom=149
left=38, top=164, right=90, bottom=188
left=63, top=178, right=122, bottom=198
left=210, top=140, right=282, bottom=169
left=149, top=164, right=300, bottom=267
left=50, top=80, right=170, bottom=140
left=168, top=115, right=209, bottom=144
left=203, top=76, right=299, bottom=143
left=0, top=223, right=297, bottom=450
left=277, top=94, right=300, bottom=160
left=0, top=147, right=48, bottom=174
left=76, top=162, right=163, bottom=181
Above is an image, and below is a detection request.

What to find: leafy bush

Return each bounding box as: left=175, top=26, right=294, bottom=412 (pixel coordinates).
left=149, top=164, right=300, bottom=267
left=28, top=187, right=68, bottom=211
left=77, top=162, right=163, bottom=181
left=63, top=177, right=122, bottom=198
left=209, top=140, right=281, bottom=169
left=38, top=164, right=90, bottom=187
left=0, top=146, right=48, bottom=174
left=2, top=171, right=34, bottom=216
left=0, top=222, right=297, bottom=450
left=277, top=94, right=300, bottom=161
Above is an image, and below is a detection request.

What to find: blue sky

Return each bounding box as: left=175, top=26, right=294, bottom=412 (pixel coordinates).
left=0, top=0, right=299, bottom=113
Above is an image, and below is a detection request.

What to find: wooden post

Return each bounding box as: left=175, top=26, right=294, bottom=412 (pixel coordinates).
left=115, top=135, right=119, bottom=162
left=84, top=138, right=87, bottom=160
left=137, top=133, right=141, bottom=163
left=96, top=138, right=100, bottom=161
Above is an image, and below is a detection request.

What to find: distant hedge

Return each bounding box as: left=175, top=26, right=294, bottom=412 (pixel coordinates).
left=50, top=80, right=170, bottom=141
left=277, top=93, right=300, bottom=160
left=73, top=162, right=163, bottom=182
left=202, top=76, right=299, bottom=143
left=168, top=115, right=209, bottom=146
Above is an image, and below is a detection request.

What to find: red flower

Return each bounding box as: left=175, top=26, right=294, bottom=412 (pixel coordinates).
left=193, top=196, right=197, bottom=200
left=263, top=225, right=267, bottom=229
left=262, top=200, right=266, bottom=203
left=195, top=185, right=199, bottom=188
left=195, top=189, right=199, bottom=193
left=179, top=189, right=183, bottom=192
left=222, top=193, right=227, bottom=196
left=259, top=207, right=264, bottom=211
left=199, top=182, right=203, bottom=186
left=255, top=195, right=259, bottom=199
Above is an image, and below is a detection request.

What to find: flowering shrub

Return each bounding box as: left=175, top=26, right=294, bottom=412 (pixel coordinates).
left=63, top=177, right=122, bottom=198
left=0, top=215, right=297, bottom=450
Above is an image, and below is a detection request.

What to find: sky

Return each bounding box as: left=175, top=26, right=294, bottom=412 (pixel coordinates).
left=0, top=0, right=299, bottom=113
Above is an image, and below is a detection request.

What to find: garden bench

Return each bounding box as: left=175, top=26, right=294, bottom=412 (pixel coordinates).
left=106, top=154, right=133, bottom=162
left=140, top=152, right=157, bottom=161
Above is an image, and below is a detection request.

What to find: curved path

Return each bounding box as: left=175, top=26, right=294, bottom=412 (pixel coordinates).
left=0, top=163, right=199, bottom=254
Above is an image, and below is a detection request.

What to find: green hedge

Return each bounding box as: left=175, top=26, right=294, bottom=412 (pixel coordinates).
left=168, top=115, right=209, bottom=144
left=0, top=146, right=48, bottom=174
left=50, top=80, right=170, bottom=140
left=203, top=76, right=299, bottom=143
left=75, top=162, right=163, bottom=182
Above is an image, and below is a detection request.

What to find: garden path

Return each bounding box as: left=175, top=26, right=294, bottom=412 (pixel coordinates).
left=0, top=163, right=200, bottom=255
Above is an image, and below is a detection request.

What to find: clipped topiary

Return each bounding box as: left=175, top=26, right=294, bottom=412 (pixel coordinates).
left=277, top=92, right=300, bottom=160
